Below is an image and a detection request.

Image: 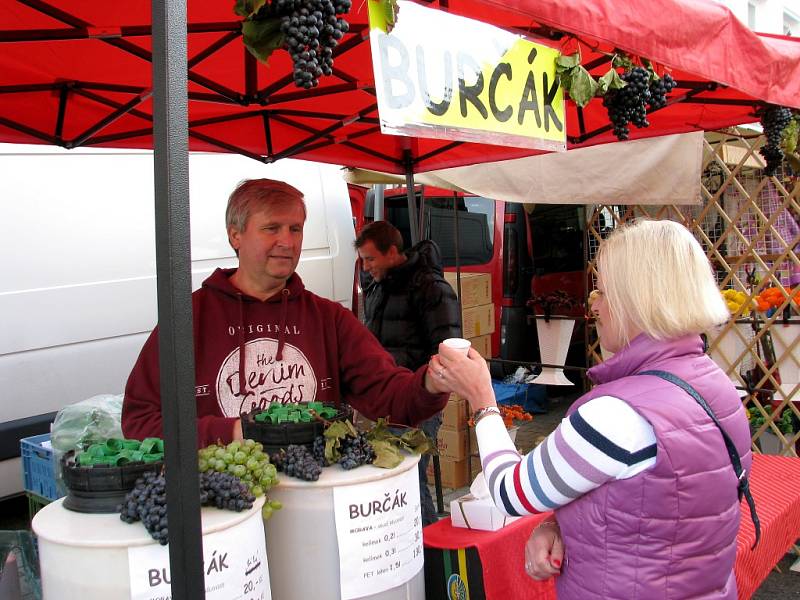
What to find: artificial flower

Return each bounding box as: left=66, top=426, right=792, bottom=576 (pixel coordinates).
left=720, top=288, right=752, bottom=316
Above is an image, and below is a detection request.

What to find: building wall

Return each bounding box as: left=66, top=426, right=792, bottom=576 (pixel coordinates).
left=718, top=0, right=799, bottom=35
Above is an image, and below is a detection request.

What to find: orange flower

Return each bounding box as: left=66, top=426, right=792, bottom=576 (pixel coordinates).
left=468, top=404, right=533, bottom=428
left=755, top=286, right=788, bottom=311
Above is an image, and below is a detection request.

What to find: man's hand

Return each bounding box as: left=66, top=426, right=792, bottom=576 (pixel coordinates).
left=424, top=364, right=450, bottom=394
left=524, top=519, right=564, bottom=581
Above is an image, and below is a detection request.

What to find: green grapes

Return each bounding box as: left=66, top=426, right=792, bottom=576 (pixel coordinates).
left=198, top=439, right=281, bottom=519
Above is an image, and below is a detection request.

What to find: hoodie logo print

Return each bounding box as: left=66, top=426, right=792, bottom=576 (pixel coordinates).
left=215, top=338, right=317, bottom=416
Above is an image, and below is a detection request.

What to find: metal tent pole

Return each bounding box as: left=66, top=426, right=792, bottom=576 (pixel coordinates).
left=403, top=149, right=419, bottom=244
left=152, top=0, right=204, bottom=597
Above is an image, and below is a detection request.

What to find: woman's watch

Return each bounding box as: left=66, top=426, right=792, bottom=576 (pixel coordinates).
left=472, top=405, right=501, bottom=425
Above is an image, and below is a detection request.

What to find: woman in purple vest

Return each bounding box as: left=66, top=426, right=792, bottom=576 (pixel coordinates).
left=430, top=219, right=752, bottom=599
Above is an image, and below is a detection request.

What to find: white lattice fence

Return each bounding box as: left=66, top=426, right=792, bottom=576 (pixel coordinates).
left=585, top=130, right=800, bottom=457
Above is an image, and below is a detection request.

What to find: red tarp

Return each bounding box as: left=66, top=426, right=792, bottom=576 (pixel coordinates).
left=1, top=0, right=799, bottom=173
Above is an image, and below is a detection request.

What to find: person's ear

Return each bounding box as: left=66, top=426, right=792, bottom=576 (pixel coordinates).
left=228, top=227, right=241, bottom=252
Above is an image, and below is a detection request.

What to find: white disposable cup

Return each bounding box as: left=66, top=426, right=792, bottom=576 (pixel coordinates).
left=443, top=337, right=471, bottom=355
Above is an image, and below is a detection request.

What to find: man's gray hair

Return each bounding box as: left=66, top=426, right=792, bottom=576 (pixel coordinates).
left=225, top=178, right=306, bottom=232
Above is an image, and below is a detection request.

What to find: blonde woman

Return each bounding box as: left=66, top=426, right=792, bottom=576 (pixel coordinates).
left=430, top=220, right=753, bottom=599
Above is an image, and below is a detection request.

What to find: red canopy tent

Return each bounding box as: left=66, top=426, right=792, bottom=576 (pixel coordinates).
left=1, top=0, right=799, bottom=173
left=4, top=3, right=799, bottom=597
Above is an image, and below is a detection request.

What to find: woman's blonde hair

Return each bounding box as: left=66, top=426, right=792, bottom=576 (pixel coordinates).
left=596, top=219, right=728, bottom=345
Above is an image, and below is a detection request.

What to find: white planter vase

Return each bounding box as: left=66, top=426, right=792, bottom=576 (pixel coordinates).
left=770, top=320, right=800, bottom=386
left=532, top=317, right=575, bottom=386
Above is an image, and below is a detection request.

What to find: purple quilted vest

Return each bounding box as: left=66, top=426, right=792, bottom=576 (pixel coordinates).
left=555, top=334, right=751, bottom=600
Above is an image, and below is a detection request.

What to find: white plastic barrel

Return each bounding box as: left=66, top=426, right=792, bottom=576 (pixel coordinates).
left=265, top=454, right=425, bottom=600
left=32, top=496, right=269, bottom=600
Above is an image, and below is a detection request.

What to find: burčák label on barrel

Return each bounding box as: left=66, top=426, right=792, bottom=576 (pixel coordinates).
left=333, top=465, right=423, bottom=599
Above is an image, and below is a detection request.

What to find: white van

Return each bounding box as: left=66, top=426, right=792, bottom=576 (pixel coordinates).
left=0, top=144, right=356, bottom=498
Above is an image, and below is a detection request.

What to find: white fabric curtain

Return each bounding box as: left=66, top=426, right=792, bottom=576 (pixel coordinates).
left=344, top=132, right=703, bottom=205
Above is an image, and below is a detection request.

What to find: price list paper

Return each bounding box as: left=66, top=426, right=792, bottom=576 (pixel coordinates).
left=127, top=507, right=271, bottom=600
left=333, top=465, right=424, bottom=599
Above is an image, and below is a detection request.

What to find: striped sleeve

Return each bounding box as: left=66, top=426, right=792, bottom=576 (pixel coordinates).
left=477, top=396, right=657, bottom=517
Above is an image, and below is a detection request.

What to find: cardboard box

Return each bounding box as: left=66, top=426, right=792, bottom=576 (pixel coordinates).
left=468, top=334, right=491, bottom=358
left=442, top=397, right=468, bottom=430
left=469, top=425, right=519, bottom=454
left=450, top=494, right=520, bottom=531
left=461, top=303, right=495, bottom=339
left=443, top=272, right=492, bottom=308
left=426, top=456, right=470, bottom=489
left=469, top=454, right=482, bottom=479
left=436, top=426, right=468, bottom=460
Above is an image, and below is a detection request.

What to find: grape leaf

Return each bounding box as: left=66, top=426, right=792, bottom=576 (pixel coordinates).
left=233, top=0, right=267, bottom=18
left=325, top=436, right=342, bottom=464
left=782, top=118, right=798, bottom=155
left=324, top=420, right=358, bottom=439
left=555, top=53, right=580, bottom=73
left=384, top=0, right=400, bottom=33
left=786, top=152, right=800, bottom=174
left=371, top=440, right=403, bottom=469
left=612, top=53, right=635, bottom=70
left=558, top=71, right=574, bottom=92
left=366, top=417, right=397, bottom=443
left=568, top=66, right=598, bottom=108
left=398, top=429, right=435, bottom=455
left=242, top=17, right=284, bottom=63
left=597, top=68, right=627, bottom=95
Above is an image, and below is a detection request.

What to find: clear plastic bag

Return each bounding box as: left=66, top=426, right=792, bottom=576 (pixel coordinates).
left=50, top=394, right=124, bottom=454
left=49, top=394, right=124, bottom=493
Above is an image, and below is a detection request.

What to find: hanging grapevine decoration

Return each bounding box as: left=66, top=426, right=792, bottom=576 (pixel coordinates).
left=758, top=105, right=795, bottom=176
left=556, top=51, right=677, bottom=141
left=235, top=0, right=353, bottom=89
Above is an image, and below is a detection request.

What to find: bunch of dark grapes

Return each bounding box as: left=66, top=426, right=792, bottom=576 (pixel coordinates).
left=759, top=106, right=793, bottom=176
left=269, top=0, right=352, bottom=89
left=272, top=444, right=322, bottom=481
left=119, top=472, right=169, bottom=545
left=647, top=73, right=677, bottom=110
left=199, top=471, right=256, bottom=513
left=312, top=434, right=331, bottom=466
left=338, top=433, right=376, bottom=470
left=118, top=471, right=255, bottom=545
left=602, top=66, right=652, bottom=141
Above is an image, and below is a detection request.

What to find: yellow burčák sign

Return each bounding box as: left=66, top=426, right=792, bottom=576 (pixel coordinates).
left=368, top=0, right=566, bottom=151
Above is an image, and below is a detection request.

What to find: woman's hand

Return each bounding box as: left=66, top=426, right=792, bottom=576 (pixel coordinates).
left=428, top=344, right=494, bottom=411
left=524, top=519, right=564, bottom=581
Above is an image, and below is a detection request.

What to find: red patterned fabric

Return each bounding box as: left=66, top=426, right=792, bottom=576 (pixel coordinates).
left=735, top=454, right=800, bottom=600
left=424, top=455, right=800, bottom=600
left=424, top=513, right=556, bottom=600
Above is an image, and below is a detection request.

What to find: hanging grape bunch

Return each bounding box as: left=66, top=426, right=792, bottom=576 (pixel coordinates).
left=238, top=0, right=352, bottom=90
left=647, top=73, right=677, bottom=110
left=602, top=66, right=653, bottom=141
left=759, top=105, right=793, bottom=176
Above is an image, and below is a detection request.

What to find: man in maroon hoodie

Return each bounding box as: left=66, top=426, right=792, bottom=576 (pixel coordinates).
left=122, top=178, right=450, bottom=447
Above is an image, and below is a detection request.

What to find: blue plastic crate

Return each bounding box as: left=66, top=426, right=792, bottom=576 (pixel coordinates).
left=21, top=433, right=63, bottom=501
left=492, top=381, right=549, bottom=414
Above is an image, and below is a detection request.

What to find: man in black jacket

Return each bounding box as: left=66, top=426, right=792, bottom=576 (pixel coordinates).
left=355, top=220, right=462, bottom=525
